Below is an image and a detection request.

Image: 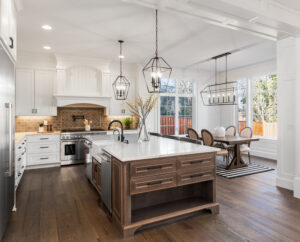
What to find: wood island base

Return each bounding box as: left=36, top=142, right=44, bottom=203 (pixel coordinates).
left=111, top=152, right=219, bottom=237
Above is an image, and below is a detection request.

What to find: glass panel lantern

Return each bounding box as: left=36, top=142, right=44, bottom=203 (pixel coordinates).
left=112, top=75, right=130, bottom=100
left=142, top=56, right=172, bottom=93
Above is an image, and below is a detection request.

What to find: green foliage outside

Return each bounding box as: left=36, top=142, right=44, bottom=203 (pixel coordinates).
left=252, top=74, right=277, bottom=123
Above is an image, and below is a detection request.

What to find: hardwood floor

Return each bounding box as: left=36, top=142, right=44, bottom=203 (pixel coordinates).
left=3, top=157, right=300, bottom=242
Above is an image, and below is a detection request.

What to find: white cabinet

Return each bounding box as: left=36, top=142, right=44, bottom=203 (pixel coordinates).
left=16, top=69, right=57, bottom=116
left=26, top=134, right=60, bottom=168
left=15, top=137, right=27, bottom=189
left=16, top=69, right=34, bottom=115
left=0, top=0, right=17, bottom=61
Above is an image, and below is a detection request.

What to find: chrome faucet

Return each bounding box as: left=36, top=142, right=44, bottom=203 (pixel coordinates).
left=108, top=120, right=128, bottom=143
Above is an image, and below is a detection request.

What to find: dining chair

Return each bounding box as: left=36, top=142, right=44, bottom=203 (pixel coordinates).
left=187, top=128, right=200, bottom=140
left=201, top=129, right=229, bottom=166
left=239, top=127, right=253, bottom=164
left=225, top=126, right=236, bottom=136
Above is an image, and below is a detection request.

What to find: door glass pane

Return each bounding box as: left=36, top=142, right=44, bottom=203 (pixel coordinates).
left=160, top=78, right=176, bottom=93
left=178, top=80, right=193, bottom=95
left=237, top=80, right=247, bottom=133
left=252, top=74, right=277, bottom=138
left=178, top=97, right=192, bottom=135
left=160, top=96, right=175, bottom=135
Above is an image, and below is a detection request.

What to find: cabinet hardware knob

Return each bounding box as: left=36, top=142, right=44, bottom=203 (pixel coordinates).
left=9, top=37, right=14, bottom=49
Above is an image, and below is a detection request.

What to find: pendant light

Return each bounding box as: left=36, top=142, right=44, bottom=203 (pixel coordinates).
left=200, top=52, right=238, bottom=106
left=142, top=9, right=172, bottom=93
left=112, top=40, right=130, bottom=100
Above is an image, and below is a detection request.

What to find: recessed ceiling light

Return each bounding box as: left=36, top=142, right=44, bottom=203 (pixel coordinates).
left=118, top=55, right=125, bottom=59
left=42, top=25, right=52, bottom=30
left=43, top=46, right=51, bottom=50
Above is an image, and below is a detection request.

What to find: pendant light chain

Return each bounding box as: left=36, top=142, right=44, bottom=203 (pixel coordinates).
left=155, top=9, right=158, bottom=57
left=119, top=40, right=123, bottom=76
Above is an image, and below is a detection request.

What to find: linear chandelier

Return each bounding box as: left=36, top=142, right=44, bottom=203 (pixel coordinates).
left=200, top=52, right=238, bottom=106
left=142, top=9, right=172, bottom=93
left=112, top=40, right=130, bottom=100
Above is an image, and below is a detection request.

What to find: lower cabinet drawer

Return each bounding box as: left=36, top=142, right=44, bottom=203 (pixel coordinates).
left=177, top=153, right=214, bottom=171
left=27, top=134, right=59, bottom=143
left=130, top=173, right=177, bottom=195
left=130, top=158, right=176, bottom=178
left=177, top=168, right=215, bottom=186
left=27, top=153, right=59, bottom=166
left=27, top=142, right=59, bottom=154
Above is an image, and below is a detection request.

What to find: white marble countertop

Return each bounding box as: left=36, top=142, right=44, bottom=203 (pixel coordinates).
left=102, top=136, right=219, bottom=162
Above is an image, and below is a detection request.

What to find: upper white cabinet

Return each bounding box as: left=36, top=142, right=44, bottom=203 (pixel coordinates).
left=0, top=0, right=17, bottom=61
left=16, top=69, right=57, bottom=116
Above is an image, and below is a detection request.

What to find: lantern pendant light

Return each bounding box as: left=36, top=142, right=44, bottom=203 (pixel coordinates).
left=112, top=40, right=130, bottom=100
left=200, top=52, right=238, bottom=106
left=142, top=9, right=172, bottom=93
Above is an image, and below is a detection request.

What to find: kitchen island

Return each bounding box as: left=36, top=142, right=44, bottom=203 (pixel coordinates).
left=101, top=136, right=220, bottom=237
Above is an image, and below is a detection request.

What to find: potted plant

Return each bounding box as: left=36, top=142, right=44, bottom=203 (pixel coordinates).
left=123, top=117, right=133, bottom=129
left=39, top=123, right=44, bottom=133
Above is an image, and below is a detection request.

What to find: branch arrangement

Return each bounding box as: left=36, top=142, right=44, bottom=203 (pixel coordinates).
left=126, top=94, right=159, bottom=139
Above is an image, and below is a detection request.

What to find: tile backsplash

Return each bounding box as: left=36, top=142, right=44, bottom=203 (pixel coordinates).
left=15, top=107, right=138, bottom=132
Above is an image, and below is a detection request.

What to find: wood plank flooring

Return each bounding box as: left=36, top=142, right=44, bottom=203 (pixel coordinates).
left=3, top=157, right=300, bottom=242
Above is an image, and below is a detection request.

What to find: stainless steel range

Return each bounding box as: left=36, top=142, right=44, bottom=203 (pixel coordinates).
left=60, top=130, right=106, bottom=165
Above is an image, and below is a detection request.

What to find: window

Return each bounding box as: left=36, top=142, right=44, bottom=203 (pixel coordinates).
left=252, top=74, right=277, bottom=138
left=160, top=79, right=193, bottom=135
left=178, top=97, right=192, bottom=134
left=236, top=74, right=277, bottom=138
left=237, top=80, right=247, bottom=133
left=160, top=96, right=175, bottom=135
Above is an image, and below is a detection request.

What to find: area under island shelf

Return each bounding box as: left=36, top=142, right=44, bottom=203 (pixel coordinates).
left=103, top=136, right=220, bottom=237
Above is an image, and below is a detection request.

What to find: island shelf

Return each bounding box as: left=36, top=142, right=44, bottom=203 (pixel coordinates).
left=111, top=152, right=219, bottom=237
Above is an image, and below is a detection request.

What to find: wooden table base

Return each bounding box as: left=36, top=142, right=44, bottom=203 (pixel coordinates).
left=226, top=143, right=248, bottom=170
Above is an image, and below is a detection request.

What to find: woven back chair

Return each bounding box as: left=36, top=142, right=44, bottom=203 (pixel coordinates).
left=240, top=127, right=252, bottom=138
left=187, top=128, right=199, bottom=140
left=201, top=129, right=214, bottom=147
left=225, top=126, right=236, bottom=136
left=239, top=127, right=253, bottom=164
left=201, top=129, right=229, bottom=165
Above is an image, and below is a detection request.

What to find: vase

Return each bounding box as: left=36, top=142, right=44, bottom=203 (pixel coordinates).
left=38, top=126, right=44, bottom=133
left=138, top=120, right=150, bottom=142
left=85, top=125, right=91, bottom=131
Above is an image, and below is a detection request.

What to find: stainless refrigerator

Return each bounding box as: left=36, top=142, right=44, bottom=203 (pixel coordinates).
left=0, top=45, right=15, bottom=241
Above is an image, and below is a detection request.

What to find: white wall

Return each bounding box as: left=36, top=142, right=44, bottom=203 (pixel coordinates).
left=218, top=60, right=277, bottom=160
left=276, top=37, right=299, bottom=197
left=134, top=65, right=218, bottom=134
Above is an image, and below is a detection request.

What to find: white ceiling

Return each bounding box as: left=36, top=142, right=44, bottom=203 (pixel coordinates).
left=17, top=0, right=277, bottom=70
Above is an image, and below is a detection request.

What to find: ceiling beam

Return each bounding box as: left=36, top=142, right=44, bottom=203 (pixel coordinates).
left=219, top=0, right=300, bottom=30
left=123, top=0, right=300, bottom=40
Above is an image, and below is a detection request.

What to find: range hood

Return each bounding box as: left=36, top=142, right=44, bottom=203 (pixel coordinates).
left=54, top=95, right=111, bottom=111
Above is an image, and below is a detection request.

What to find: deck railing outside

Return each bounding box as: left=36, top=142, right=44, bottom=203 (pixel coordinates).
left=160, top=116, right=192, bottom=135
left=238, top=121, right=277, bottom=138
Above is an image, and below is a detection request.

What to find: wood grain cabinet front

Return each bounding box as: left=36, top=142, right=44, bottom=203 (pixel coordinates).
left=130, top=173, right=177, bottom=195
left=130, top=158, right=176, bottom=178
left=92, top=158, right=101, bottom=194
left=177, top=153, right=214, bottom=172
left=177, top=167, right=215, bottom=186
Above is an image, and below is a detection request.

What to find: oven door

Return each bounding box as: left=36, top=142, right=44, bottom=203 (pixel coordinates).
left=61, top=140, right=79, bottom=161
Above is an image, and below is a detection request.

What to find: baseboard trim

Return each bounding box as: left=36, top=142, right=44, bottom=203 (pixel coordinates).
left=26, top=163, right=60, bottom=170
left=276, top=175, right=294, bottom=190
left=251, top=150, right=277, bottom=160
left=293, top=177, right=300, bottom=199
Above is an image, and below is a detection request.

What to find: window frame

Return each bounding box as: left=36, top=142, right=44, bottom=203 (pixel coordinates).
left=235, top=74, right=278, bottom=140
left=159, top=79, right=194, bottom=135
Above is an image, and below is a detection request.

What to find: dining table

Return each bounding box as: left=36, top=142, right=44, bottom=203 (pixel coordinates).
left=205, top=135, right=259, bottom=170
